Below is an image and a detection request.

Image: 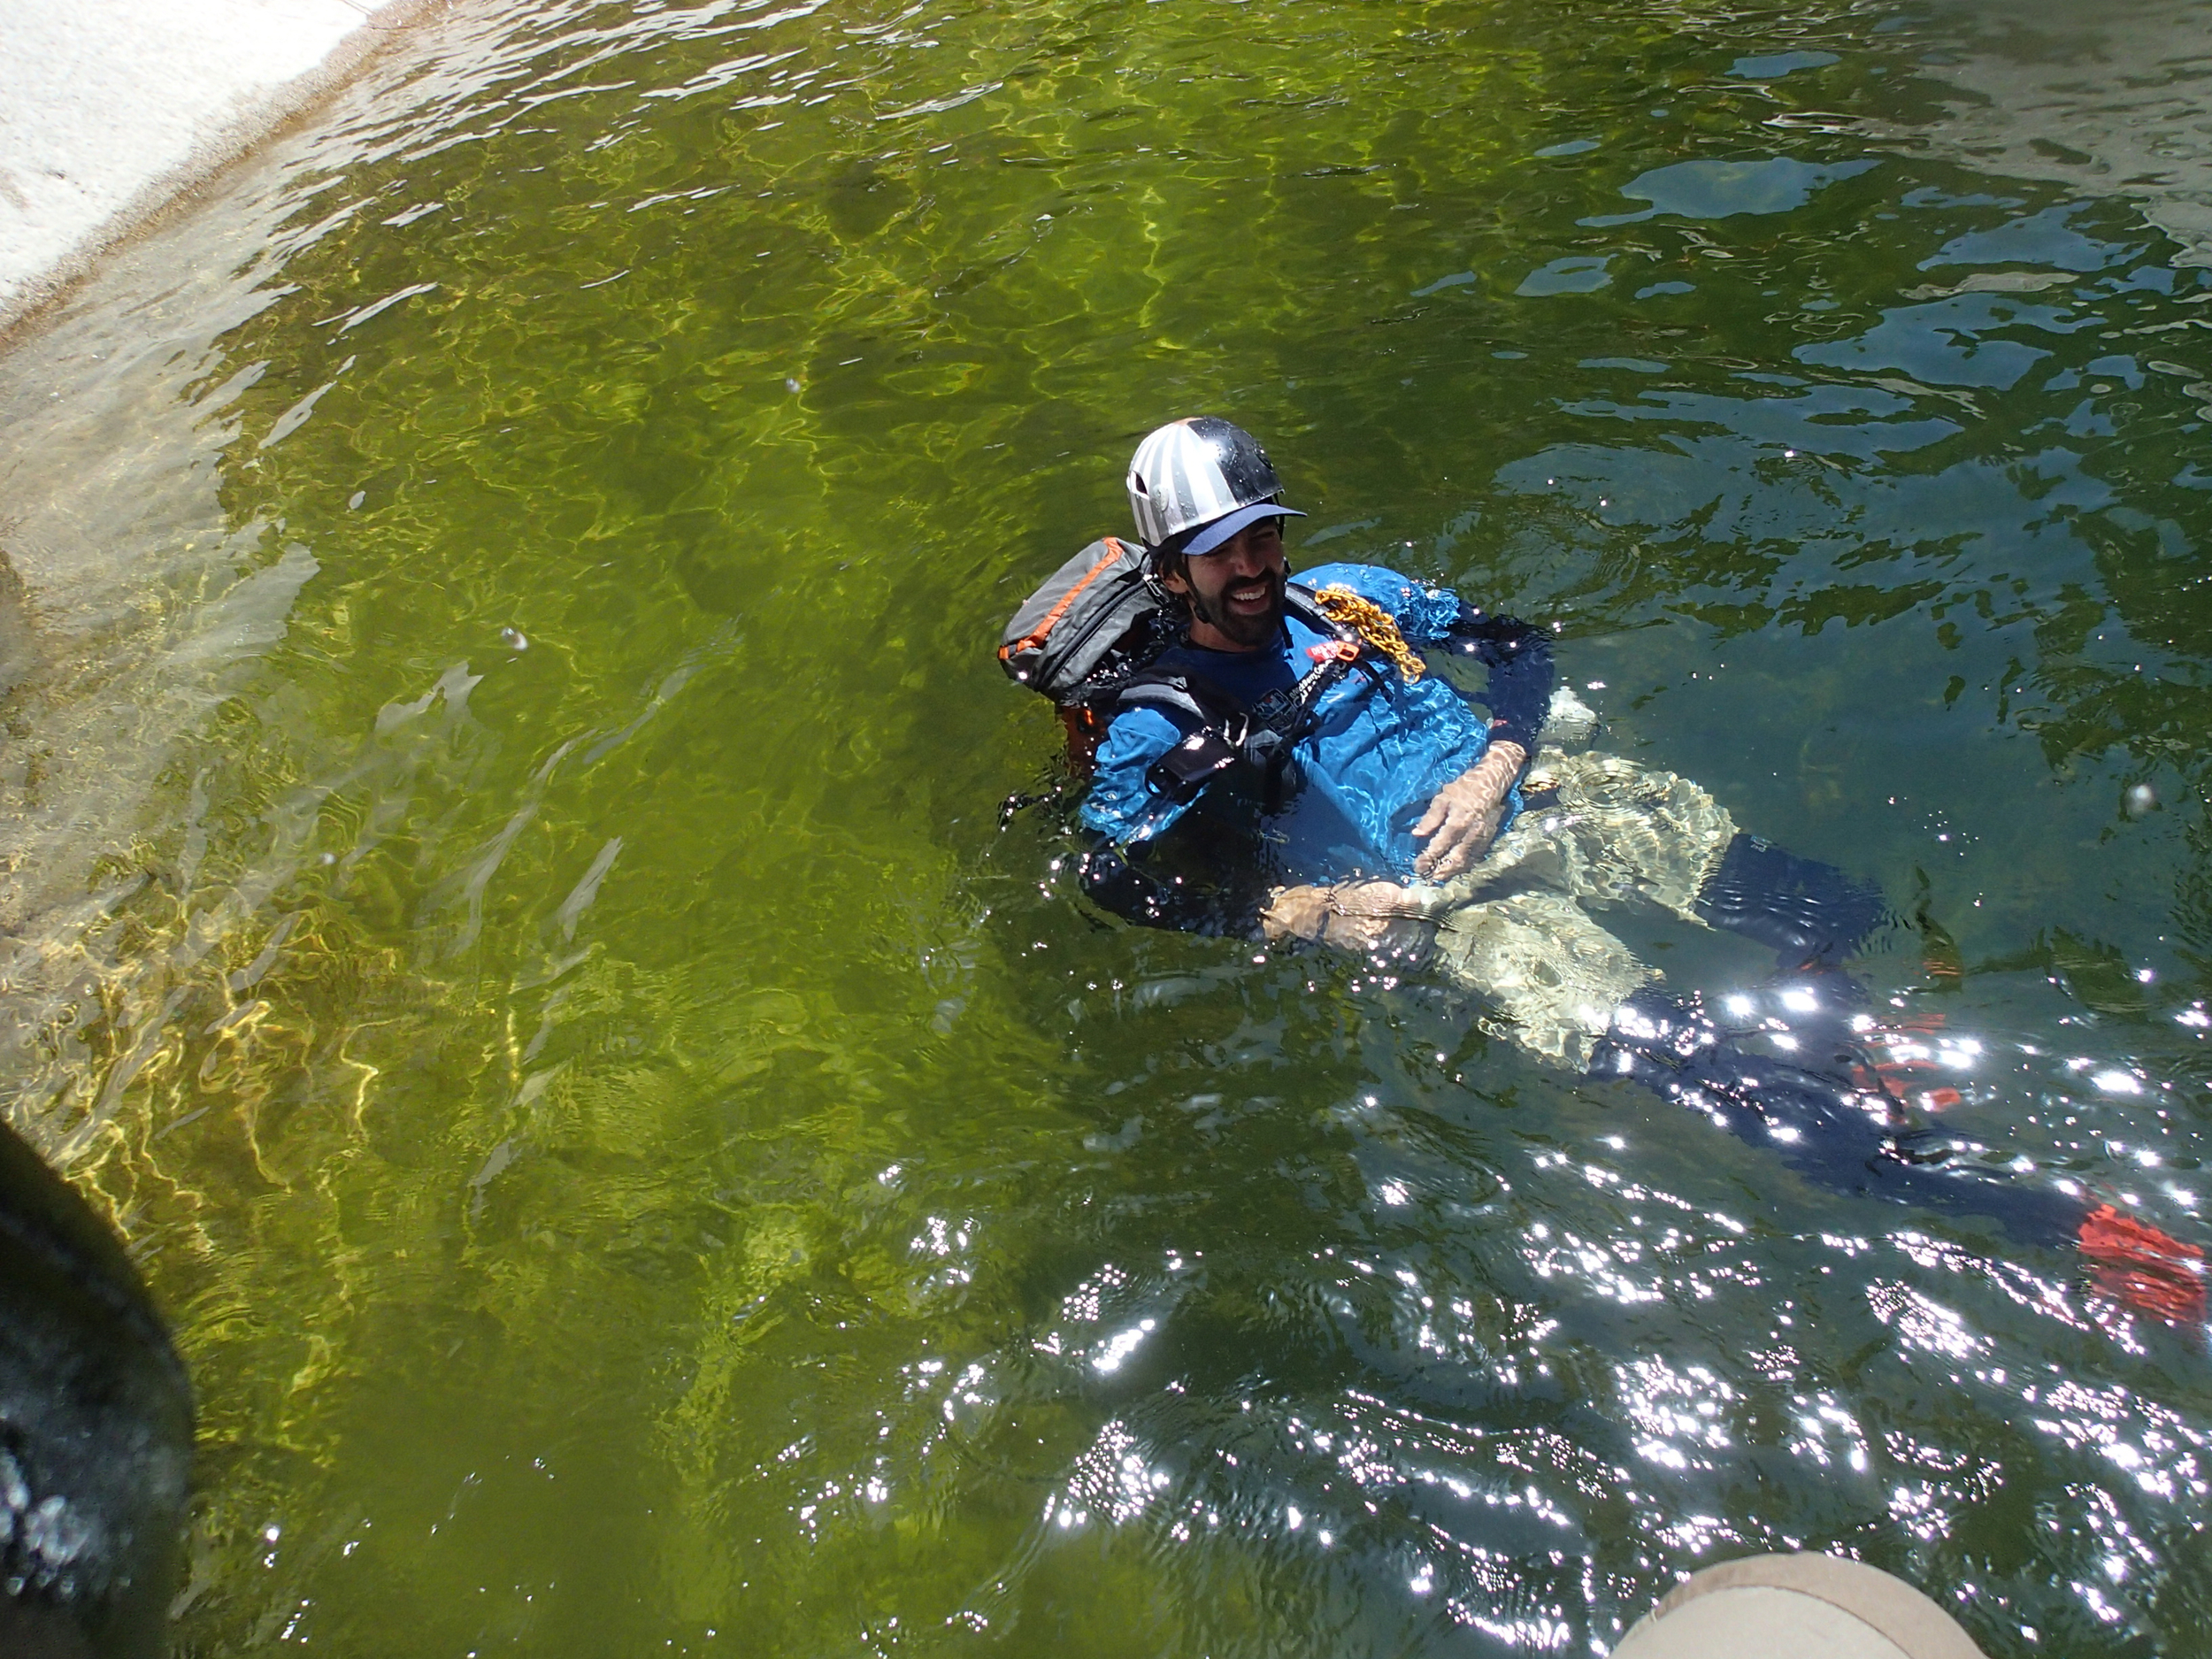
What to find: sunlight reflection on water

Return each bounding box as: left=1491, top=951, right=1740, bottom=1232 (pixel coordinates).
left=3, top=0, right=2212, bottom=1653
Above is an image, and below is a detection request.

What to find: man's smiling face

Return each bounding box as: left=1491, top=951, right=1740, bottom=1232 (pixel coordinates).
left=1163, top=518, right=1288, bottom=651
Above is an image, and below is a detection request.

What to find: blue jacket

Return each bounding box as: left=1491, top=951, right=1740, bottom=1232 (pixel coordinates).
left=1079, top=563, right=1553, bottom=902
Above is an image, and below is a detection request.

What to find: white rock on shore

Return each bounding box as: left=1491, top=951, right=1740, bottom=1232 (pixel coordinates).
left=0, top=0, right=411, bottom=326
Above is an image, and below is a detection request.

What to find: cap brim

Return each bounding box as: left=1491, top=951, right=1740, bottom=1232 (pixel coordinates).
left=1181, top=501, right=1306, bottom=557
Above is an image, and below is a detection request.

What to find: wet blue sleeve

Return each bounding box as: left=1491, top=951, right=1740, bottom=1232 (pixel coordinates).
left=1079, top=705, right=1196, bottom=844
left=1078, top=706, right=1269, bottom=935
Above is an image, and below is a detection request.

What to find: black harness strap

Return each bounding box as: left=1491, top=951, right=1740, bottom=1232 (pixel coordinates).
left=1118, top=593, right=1370, bottom=813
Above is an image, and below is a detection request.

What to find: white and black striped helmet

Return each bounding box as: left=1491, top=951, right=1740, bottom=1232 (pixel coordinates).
left=1126, top=417, right=1305, bottom=555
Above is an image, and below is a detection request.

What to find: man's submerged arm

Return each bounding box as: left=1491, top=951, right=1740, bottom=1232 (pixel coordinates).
left=1077, top=838, right=1269, bottom=936
left=1446, top=608, right=1555, bottom=754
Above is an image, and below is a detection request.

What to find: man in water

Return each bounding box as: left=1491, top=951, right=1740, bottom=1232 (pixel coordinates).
left=1058, top=415, right=2204, bottom=1324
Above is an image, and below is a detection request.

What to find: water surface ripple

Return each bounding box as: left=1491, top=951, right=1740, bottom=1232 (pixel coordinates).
left=4, top=0, right=2212, bottom=1654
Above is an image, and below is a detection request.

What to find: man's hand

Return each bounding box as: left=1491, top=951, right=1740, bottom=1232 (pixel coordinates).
left=1412, top=741, right=1527, bottom=880
left=1259, top=883, right=1337, bottom=943
left=1261, top=880, right=1435, bottom=963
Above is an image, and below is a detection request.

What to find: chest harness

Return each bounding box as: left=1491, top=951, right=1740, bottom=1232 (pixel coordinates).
left=1119, top=587, right=1425, bottom=814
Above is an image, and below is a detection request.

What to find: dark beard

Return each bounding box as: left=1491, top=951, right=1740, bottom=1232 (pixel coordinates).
left=1189, top=569, right=1286, bottom=649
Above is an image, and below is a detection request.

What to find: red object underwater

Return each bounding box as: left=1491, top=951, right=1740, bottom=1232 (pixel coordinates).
left=2078, top=1202, right=2207, bottom=1325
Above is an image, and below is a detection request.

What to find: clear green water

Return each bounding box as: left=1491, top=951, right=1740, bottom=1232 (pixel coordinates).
left=7, top=0, right=2212, bottom=1652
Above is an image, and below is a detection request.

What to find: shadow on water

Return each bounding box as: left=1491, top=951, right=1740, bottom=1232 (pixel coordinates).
left=2, top=0, right=2212, bottom=1654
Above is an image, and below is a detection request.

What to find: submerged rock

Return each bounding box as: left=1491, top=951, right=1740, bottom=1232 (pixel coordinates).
left=0, top=1121, right=191, bottom=1658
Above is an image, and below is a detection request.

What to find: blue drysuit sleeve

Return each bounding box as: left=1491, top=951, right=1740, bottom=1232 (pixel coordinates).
left=1077, top=706, right=1271, bottom=935
left=1079, top=705, right=1194, bottom=845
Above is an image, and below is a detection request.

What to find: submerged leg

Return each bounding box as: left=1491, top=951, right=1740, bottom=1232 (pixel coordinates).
left=1692, top=832, right=1889, bottom=969
left=1591, top=990, right=2206, bottom=1322
left=1427, top=757, right=1876, bottom=1069
left=1466, top=756, right=1885, bottom=969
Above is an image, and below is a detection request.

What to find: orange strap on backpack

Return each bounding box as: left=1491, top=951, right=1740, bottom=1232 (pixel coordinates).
left=1000, top=537, right=1132, bottom=665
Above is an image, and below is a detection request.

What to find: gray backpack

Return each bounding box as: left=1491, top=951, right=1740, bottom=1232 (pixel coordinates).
left=999, top=537, right=1356, bottom=779
left=997, top=537, right=1163, bottom=702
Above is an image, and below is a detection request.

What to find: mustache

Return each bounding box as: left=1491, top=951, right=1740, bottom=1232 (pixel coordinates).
left=1195, top=567, right=1284, bottom=611
left=1190, top=566, right=1287, bottom=643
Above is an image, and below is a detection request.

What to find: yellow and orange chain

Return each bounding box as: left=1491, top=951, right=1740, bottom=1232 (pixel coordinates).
left=1310, top=585, right=1425, bottom=682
